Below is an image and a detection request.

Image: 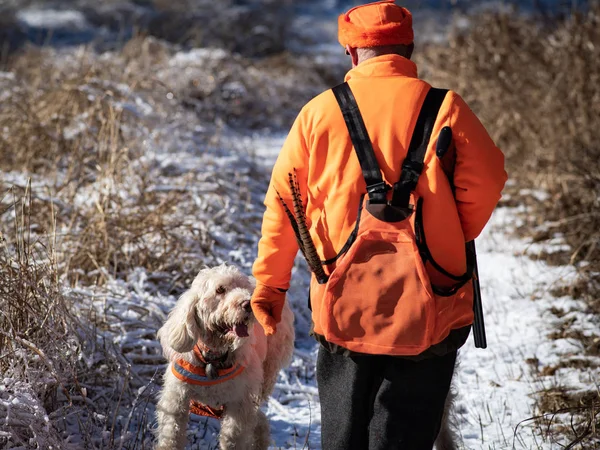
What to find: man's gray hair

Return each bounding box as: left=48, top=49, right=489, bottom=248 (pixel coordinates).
left=357, top=44, right=413, bottom=60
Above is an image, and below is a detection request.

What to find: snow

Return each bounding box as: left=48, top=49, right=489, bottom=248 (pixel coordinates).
left=169, top=48, right=229, bottom=66
left=451, top=208, right=577, bottom=449
left=16, top=9, right=89, bottom=30
left=1, top=2, right=597, bottom=449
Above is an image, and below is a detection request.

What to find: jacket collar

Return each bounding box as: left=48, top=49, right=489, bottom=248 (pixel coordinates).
left=344, top=54, right=418, bottom=82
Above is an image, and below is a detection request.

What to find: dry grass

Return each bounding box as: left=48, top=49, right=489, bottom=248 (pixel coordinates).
left=0, top=26, right=332, bottom=444
left=0, top=24, right=336, bottom=290
left=420, top=5, right=600, bottom=280
left=61, top=178, right=212, bottom=288
left=1, top=41, right=216, bottom=288
left=0, top=41, right=195, bottom=447
left=0, top=185, right=87, bottom=447
left=0, top=184, right=73, bottom=375
left=177, top=50, right=343, bottom=129
left=522, top=387, right=600, bottom=449
left=2, top=48, right=146, bottom=181
left=420, top=4, right=600, bottom=446
left=0, top=185, right=157, bottom=448
left=6, top=2, right=598, bottom=446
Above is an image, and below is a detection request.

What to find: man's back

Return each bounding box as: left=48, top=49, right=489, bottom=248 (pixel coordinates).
left=254, top=54, right=506, bottom=291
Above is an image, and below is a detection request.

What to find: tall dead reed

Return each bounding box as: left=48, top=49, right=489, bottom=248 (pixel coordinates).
left=0, top=183, right=86, bottom=447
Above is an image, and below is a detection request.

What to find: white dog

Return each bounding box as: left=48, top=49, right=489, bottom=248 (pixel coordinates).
left=155, top=264, right=294, bottom=450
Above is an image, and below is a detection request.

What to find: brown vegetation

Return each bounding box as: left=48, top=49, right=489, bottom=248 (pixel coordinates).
left=420, top=4, right=600, bottom=447
left=0, top=11, right=337, bottom=441
left=1, top=0, right=598, bottom=446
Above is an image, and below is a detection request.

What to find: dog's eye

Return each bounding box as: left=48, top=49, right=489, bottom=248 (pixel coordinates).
left=216, top=286, right=226, bottom=295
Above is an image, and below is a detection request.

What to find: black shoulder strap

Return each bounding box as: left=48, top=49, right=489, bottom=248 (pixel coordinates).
left=391, top=88, right=448, bottom=207
left=332, top=83, right=389, bottom=204
left=332, top=83, right=448, bottom=207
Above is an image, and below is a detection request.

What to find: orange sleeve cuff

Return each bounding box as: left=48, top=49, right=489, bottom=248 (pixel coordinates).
left=251, top=282, right=286, bottom=303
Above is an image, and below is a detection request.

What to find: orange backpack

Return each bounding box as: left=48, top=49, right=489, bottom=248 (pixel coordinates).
left=305, top=83, right=474, bottom=356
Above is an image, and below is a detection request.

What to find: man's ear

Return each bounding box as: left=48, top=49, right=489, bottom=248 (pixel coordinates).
left=346, top=45, right=359, bottom=67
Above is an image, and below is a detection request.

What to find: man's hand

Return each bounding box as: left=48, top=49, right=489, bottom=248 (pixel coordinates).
left=251, top=284, right=286, bottom=336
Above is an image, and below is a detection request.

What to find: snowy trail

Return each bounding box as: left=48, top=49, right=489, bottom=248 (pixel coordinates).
left=253, top=139, right=580, bottom=450
left=451, top=208, right=580, bottom=449
left=68, top=114, right=580, bottom=450
left=1, top=3, right=594, bottom=449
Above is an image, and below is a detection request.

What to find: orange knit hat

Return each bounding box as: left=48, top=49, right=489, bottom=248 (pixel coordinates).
left=338, top=0, right=414, bottom=48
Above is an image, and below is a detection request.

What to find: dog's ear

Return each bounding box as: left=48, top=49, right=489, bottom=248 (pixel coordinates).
left=248, top=276, right=257, bottom=289
left=158, top=289, right=198, bottom=353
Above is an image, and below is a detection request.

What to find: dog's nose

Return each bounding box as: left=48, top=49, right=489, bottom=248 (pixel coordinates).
left=241, top=300, right=252, bottom=312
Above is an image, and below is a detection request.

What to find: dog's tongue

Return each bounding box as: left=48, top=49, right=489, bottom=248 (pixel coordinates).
left=233, top=324, right=249, bottom=338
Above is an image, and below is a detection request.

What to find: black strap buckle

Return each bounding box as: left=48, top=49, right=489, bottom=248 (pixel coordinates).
left=366, top=182, right=391, bottom=195
left=402, top=160, right=424, bottom=175
left=400, top=161, right=424, bottom=187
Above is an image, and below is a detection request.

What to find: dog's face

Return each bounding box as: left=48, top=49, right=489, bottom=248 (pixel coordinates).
left=191, top=265, right=255, bottom=344
left=158, top=264, right=255, bottom=355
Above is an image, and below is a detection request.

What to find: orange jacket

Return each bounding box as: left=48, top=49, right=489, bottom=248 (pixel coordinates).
left=253, top=55, right=507, bottom=350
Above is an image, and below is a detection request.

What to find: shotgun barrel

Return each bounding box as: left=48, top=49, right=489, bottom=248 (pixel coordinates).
left=435, top=126, right=487, bottom=349
left=468, top=241, right=487, bottom=348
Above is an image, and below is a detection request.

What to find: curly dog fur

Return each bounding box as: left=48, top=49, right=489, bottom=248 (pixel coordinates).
left=155, top=264, right=294, bottom=450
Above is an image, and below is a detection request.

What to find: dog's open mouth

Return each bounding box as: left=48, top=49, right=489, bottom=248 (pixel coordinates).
left=230, top=323, right=249, bottom=338
left=217, top=322, right=249, bottom=338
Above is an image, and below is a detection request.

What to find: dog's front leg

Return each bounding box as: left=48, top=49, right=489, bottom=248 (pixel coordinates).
left=219, top=395, right=259, bottom=450
left=155, top=369, right=191, bottom=450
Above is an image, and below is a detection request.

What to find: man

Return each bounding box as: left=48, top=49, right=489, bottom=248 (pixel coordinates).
left=251, top=1, right=507, bottom=448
